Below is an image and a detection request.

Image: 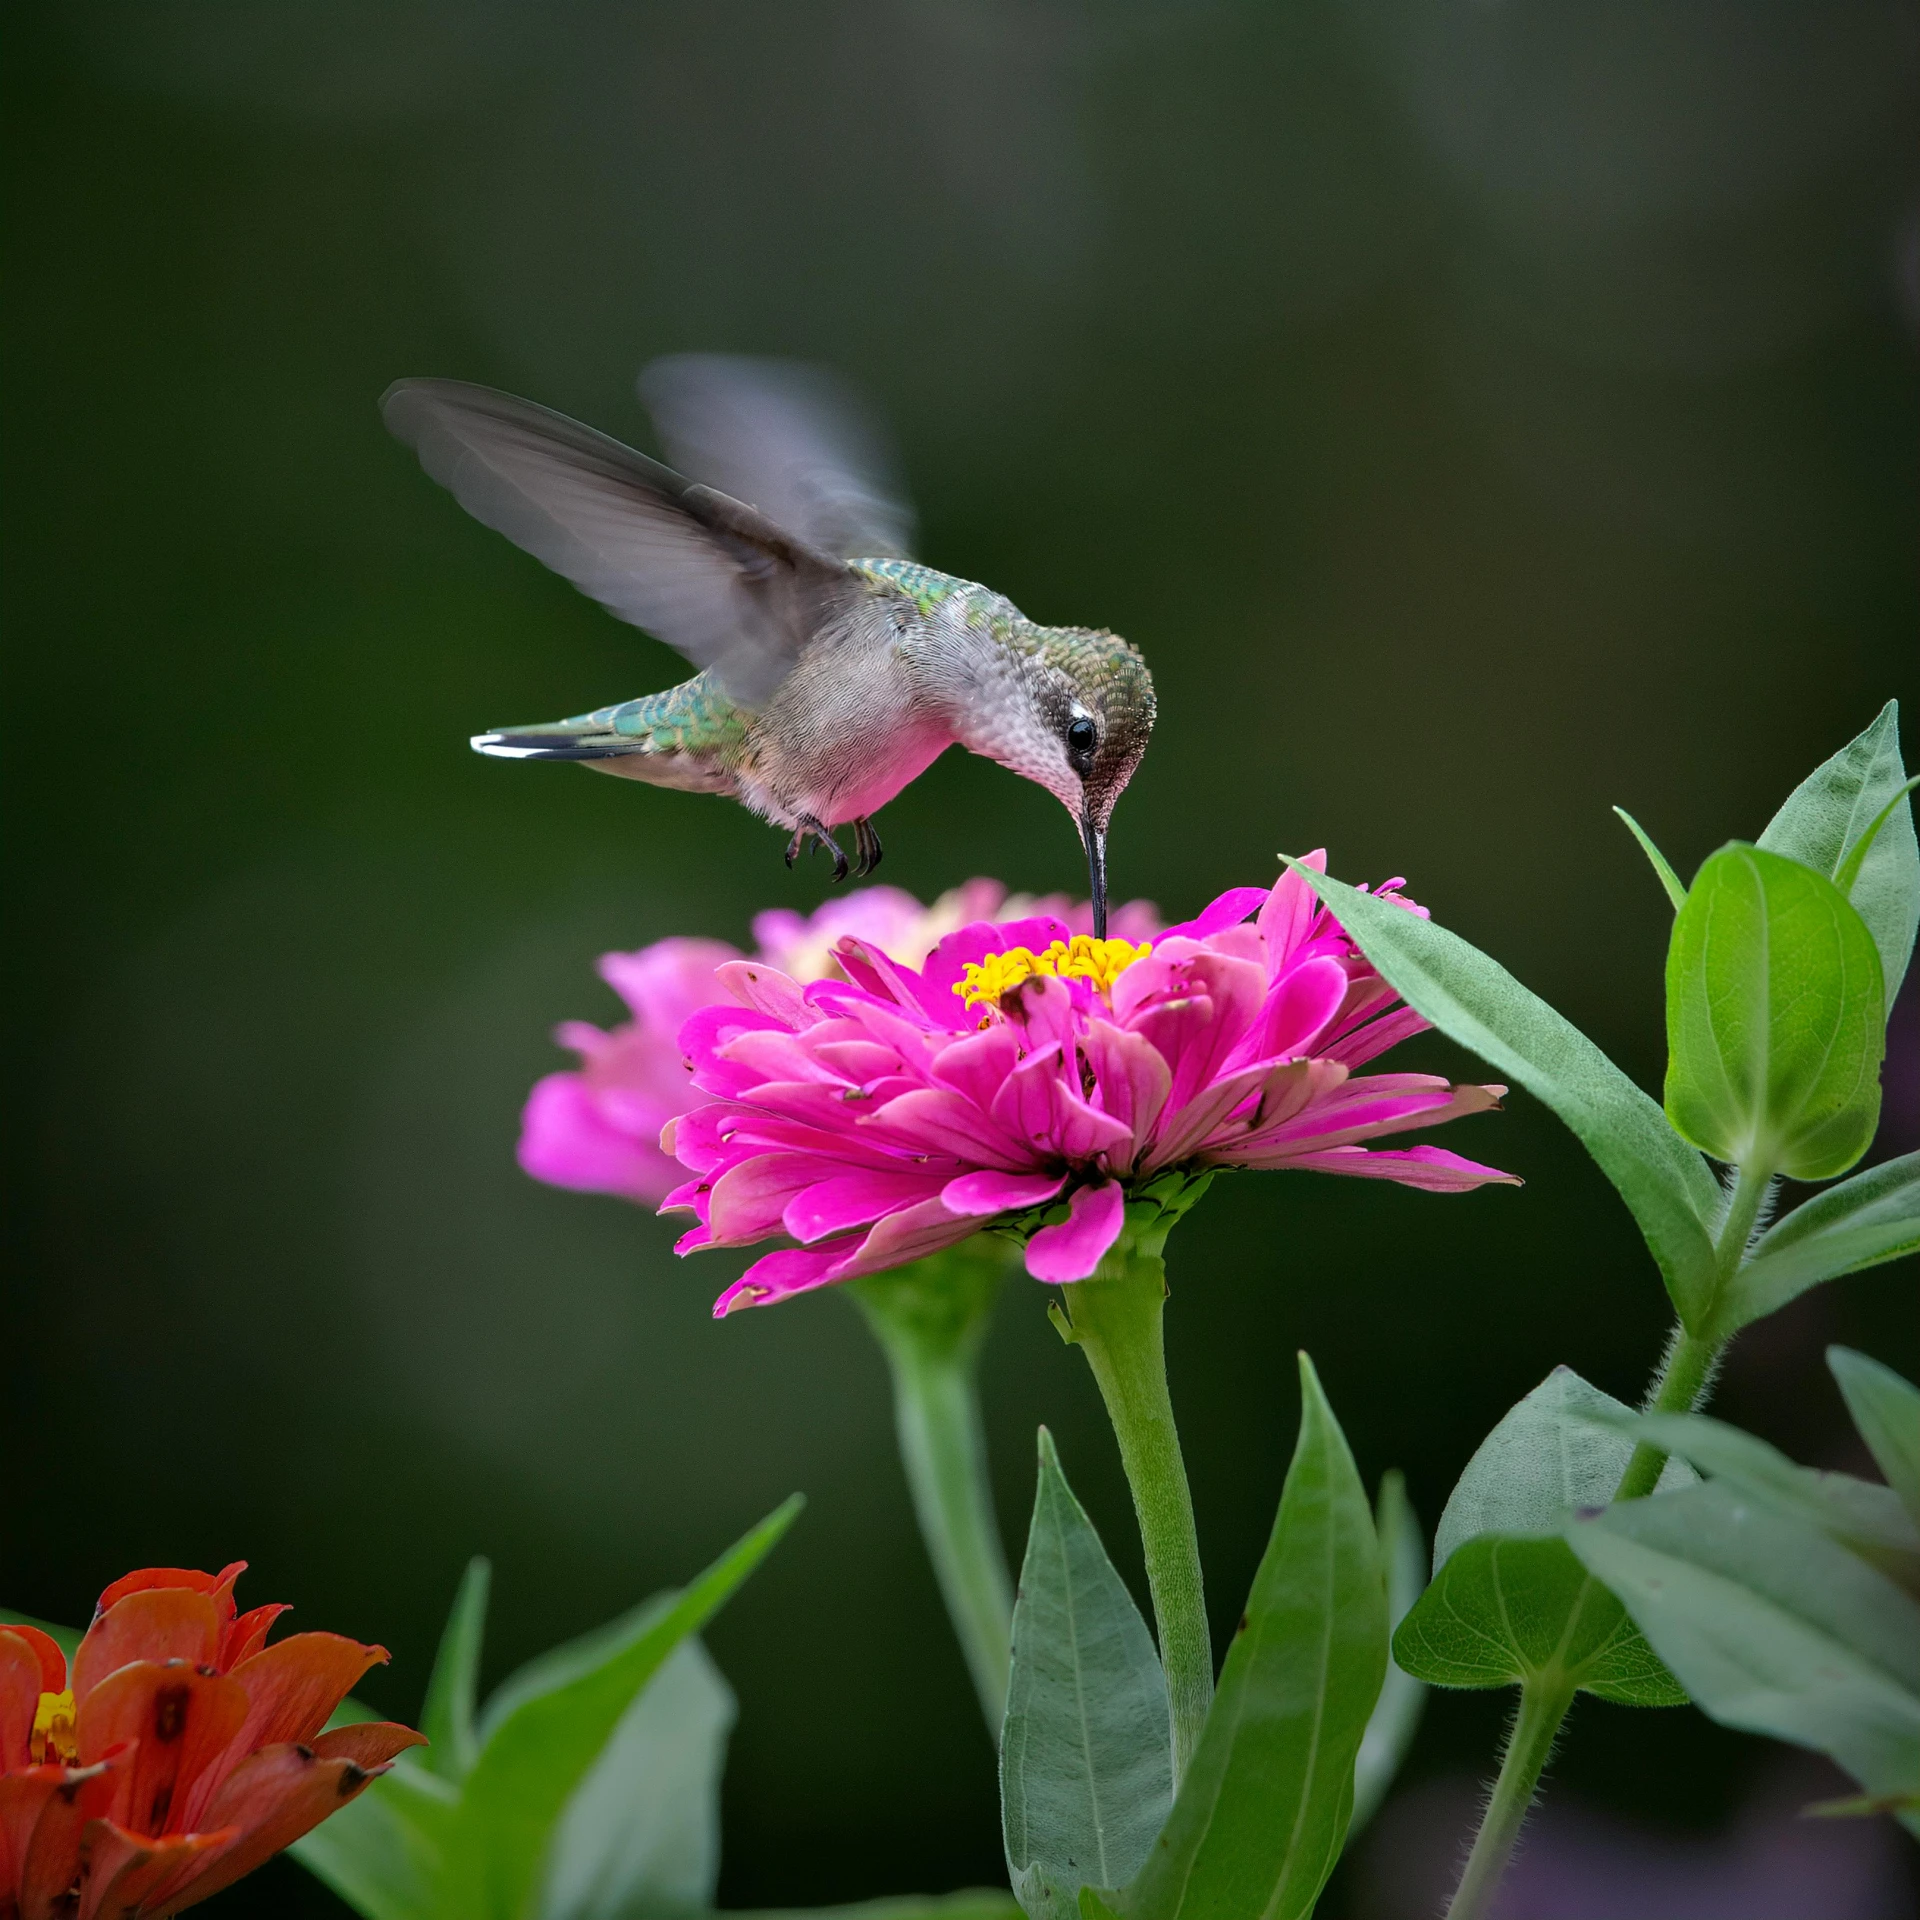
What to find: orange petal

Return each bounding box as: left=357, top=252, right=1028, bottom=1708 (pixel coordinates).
left=93, top=1568, right=245, bottom=1629
left=72, top=1818, right=234, bottom=1920
left=216, top=1607, right=288, bottom=1672
left=225, top=1634, right=388, bottom=1752
left=72, top=1594, right=222, bottom=1707
left=141, top=1744, right=388, bottom=1917
left=308, top=1722, right=426, bottom=1770
left=0, top=1768, right=68, bottom=1909
left=1, top=1633, right=47, bottom=1774
left=15, top=1753, right=130, bottom=1920
left=0, top=1627, right=68, bottom=1699
left=76, top=1663, right=248, bottom=1839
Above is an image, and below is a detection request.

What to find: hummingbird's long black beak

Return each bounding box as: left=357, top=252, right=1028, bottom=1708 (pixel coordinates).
left=1080, top=808, right=1108, bottom=940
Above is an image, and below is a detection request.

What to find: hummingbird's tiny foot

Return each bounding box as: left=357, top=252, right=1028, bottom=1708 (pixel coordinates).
left=784, top=829, right=804, bottom=869
left=850, top=817, right=883, bottom=876
left=795, top=815, right=850, bottom=882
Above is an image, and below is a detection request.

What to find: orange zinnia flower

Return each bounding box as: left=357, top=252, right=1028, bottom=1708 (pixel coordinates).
left=0, top=1562, right=423, bottom=1919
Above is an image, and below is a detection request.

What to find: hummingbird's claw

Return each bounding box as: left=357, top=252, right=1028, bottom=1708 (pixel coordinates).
left=851, top=817, right=883, bottom=877
left=793, top=815, right=851, bottom=883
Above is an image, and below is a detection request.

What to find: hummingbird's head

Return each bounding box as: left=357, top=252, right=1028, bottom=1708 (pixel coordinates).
left=1002, top=627, right=1156, bottom=938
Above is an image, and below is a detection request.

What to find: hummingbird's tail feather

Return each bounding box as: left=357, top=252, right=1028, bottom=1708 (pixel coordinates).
left=470, top=722, right=639, bottom=762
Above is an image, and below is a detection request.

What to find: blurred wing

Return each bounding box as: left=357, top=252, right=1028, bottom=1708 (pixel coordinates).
left=639, top=354, right=916, bottom=562
left=381, top=378, right=855, bottom=704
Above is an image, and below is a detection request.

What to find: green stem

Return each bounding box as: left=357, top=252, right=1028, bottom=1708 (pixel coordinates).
left=1060, top=1239, right=1212, bottom=1784
left=1443, top=1675, right=1576, bottom=1920
left=848, top=1245, right=1016, bottom=1737
left=1614, top=1162, right=1767, bottom=1501
left=1446, top=1159, right=1771, bottom=1913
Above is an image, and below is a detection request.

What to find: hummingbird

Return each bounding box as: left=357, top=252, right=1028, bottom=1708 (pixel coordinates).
left=379, top=356, right=1154, bottom=936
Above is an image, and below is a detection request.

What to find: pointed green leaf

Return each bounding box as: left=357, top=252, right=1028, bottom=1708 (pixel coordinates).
left=1002, top=1430, right=1171, bottom=1920
left=421, top=1557, right=490, bottom=1782
left=1758, top=701, right=1920, bottom=1002
left=1567, top=1481, right=1920, bottom=1836
left=1586, top=1408, right=1920, bottom=1591
left=1395, top=1369, right=1690, bottom=1707
left=1830, top=1348, right=1920, bottom=1533
left=291, top=1764, right=459, bottom=1920
left=1122, top=1355, right=1385, bottom=1920
left=540, top=1637, right=735, bottom=1920
left=1432, top=1367, right=1692, bottom=1568
left=1347, top=1472, right=1427, bottom=1841
left=1665, top=844, right=1884, bottom=1181
left=1393, top=1533, right=1686, bottom=1705
left=723, top=1898, right=1021, bottom=1920
left=1709, top=1152, right=1920, bottom=1338
left=1285, top=862, right=1721, bottom=1327
left=1613, top=808, right=1688, bottom=911
left=444, top=1496, right=800, bottom=1920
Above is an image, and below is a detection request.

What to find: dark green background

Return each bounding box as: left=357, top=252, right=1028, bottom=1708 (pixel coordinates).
left=5, top=3, right=1916, bottom=1913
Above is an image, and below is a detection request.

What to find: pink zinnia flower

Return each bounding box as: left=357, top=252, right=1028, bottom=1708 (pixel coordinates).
left=519, top=881, right=1160, bottom=1205
left=664, top=854, right=1518, bottom=1316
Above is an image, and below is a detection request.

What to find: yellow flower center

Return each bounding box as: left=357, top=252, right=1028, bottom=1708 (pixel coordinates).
left=954, top=936, right=1153, bottom=1010
left=31, top=1689, right=78, bottom=1766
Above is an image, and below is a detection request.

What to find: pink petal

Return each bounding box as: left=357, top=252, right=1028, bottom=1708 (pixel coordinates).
left=1246, top=954, right=1349, bottom=1063
left=1264, top=1145, right=1521, bottom=1191
left=783, top=1169, right=948, bottom=1242
left=706, top=1154, right=825, bottom=1241
left=1081, top=1020, right=1172, bottom=1166
left=928, top=1024, right=1026, bottom=1110
left=1155, top=887, right=1270, bottom=944
left=1255, top=852, right=1327, bottom=972
left=714, top=1242, right=853, bottom=1315
left=1025, top=1181, right=1127, bottom=1283
left=713, top=959, right=811, bottom=1025
left=599, top=937, right=741, bottom=1030
left=943, top=1169, right=1067, bottom=1216
left=517, top=1074, right=677, bottom=1205
left=862, top=1086, right=1024, bottom=1163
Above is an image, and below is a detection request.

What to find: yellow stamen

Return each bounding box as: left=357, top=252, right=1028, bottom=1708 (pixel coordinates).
left=954, top=936, right=1152, bottom=1010
left=31, top=1689, right=78, bottom=1766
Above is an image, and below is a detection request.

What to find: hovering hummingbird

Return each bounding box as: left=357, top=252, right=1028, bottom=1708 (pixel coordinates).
left=380, top=357, right=1154, bottom=936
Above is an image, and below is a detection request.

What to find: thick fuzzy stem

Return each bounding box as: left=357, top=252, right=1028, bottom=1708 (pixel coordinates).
left=1444, top=1675, right=1576, bottom=1920
left=849, top=1244, right=1017, bottom=1736
left=1061, top=1239, right=1212, bottom=1783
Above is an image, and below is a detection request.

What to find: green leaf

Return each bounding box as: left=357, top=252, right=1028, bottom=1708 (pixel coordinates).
left=1122, top=1355, right=1385, bottom=1920
left=1758, top=700, right=1920, bottom=1003
left=1709, top=1152, right=1920, bottom=1338
left=1393, top=1533, right=1686, bottom=1705
left=723, top=1899, right=1022, bottom=1920
left=421, top=1557, right=490, bottom=1783
left=1567, top=1481, right=1920, bottom=1837
left=1664, top=844, right=1885, bottom=1181
left=1830, top=1347, right=1920, bottom=1533
left=1286, top=862, right=1721, bottom=1327
left=1587, top=1408, right=1920, bottom=1592
left=1347, top=1472, right=1427, bottom=1841
left=1394, top=1368, right=1691, bottom=1708
left=291, top=1764, right=460, bottom=1920
left=1431, top=1367, right=1692, bottom=1568
left=1001, top=1429, right=1171, bottom=1920
left=540, top=1638, right=735, bottom=1920
left=1612, top=807, right=1687, bottom=911
left=443, top=1496, right=801, bottom=1920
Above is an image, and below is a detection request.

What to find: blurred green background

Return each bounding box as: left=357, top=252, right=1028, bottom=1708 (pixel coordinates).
left=5, top=3, right=1916, bottom=1913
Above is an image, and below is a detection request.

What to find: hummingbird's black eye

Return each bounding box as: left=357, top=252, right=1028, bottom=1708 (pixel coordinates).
left=1066, top=718, right=1097, bottom=759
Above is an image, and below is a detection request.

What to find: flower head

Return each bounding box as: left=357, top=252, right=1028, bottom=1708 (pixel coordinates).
left=0, top=1564, right=423, bottom=1918
left=519, top=880, right=1160, bottom=1204
left=664, top=855, right=1517, bottom=1315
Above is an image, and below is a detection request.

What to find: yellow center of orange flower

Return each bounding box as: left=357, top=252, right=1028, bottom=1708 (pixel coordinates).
left=31, top=1689, right=77, bottom=1766
left=954, top=936, right=1152, bottom=1010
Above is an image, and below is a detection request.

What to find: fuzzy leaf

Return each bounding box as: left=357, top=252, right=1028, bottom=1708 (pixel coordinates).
left=540, top=1638, right=734, bottom=1920
left=1347, top=1472, right=1426, bottom=1841
left=443, top=1497, right=800, bottom=1920
left=1612, top=808, right=1687, bottom=911
left=1568, top=1482, right=1920, bottom=1837
left=1830, top=1347, right=1920, bottom=1533
left=1122, top=1355, right=1385, bottom=1920
left=1396, top=1368, right=1690, bottom=1708
left=1664, top=844, right=1884, bottom=1181
left=1002, top=1430, right=1171, bottom=1920
left=1711, top=1152, right=1920, bottom=1338
left=1286, top=863, right=1721, bottom=1327
left=420, top=1557, right=490, bottom=1783
left=1758, top=701, right=1920, bottom=1003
